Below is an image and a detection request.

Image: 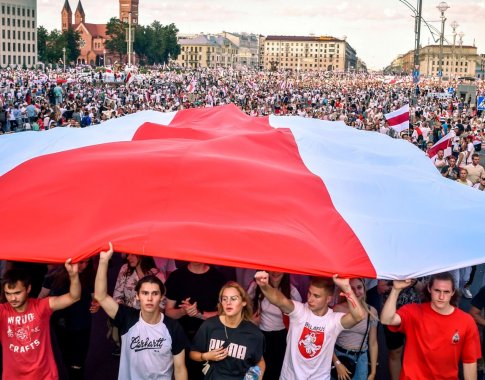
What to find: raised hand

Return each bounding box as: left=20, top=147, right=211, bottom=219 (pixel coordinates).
left=254, top=271, right=270, bottom=287
left=99, top=242, right=114, bottom=262
left=64, top=258, right=79, bottom=277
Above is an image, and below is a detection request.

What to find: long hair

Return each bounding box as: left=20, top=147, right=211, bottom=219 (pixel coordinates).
left=125, top=255, right=159, bottom=276
left=218, top=282, right=253, bottom=322
left=252, top=272, right=292, bottom=313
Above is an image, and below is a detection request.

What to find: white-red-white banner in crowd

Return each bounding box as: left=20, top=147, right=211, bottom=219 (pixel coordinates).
left=384, top=104, right=410, bottom=133
left=1, top=105, right=484, bottom=279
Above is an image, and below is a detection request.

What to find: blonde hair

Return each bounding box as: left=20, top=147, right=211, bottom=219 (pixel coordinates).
left=217, top=281, right=253, bottom=322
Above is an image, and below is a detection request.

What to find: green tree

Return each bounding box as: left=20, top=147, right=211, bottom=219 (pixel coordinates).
left=63, top=28, right=82, bottom=63
left=105, top=17, right=128, bottom=62
left=37, top=26, right=49, bottom=63
left=45, top=29, right=63, bottom=64
left=133, top=22, right=180, bottom=65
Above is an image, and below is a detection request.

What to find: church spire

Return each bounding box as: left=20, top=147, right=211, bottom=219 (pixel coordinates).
left=61, top=0, right=72, bottom=31
left=75, top=0, right=85, bottom=24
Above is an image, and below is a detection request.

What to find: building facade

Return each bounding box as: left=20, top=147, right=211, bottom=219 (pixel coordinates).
left=119, top=0, right=138, bottom=24
left=62, top=0, right=139, bottom=65
left=220, top=31, right=260, bottom=69
left=395, top=44, right=478, bottom=78
left=176, top=34, right=239, bottom=68
left=0, top=0, right=36, bottom=68
left=262, top=35, right=357, bottom=71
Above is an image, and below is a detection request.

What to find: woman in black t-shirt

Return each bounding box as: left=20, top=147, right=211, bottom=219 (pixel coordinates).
left=190, top=282, right=265, bottom=379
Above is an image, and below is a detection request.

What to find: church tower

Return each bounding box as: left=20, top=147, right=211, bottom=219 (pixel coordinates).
left=74, top=0, right=86, bottom=25
left=119, top=0, right=139, bottom=25
left=61, top=0, right=72, bottom=31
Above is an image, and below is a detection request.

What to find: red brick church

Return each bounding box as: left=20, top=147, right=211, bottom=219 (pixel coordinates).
left=61, top=0, right=139, bottom=65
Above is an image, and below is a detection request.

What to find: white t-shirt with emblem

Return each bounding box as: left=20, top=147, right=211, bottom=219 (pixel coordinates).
left=280, top=301, right=345, bottom=380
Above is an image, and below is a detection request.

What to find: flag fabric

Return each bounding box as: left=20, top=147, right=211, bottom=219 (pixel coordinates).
left=1, top=105, right=484, bottom=279
left=384, top=104, right=410, bottom=133
left=428, top=132, right=453, bottom=160
left=124, top=72, right=134, bottom=85
left=186, top=79, right=196, bottom=93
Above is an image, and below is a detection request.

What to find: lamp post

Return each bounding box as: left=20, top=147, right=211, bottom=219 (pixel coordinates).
left=437, top=1, right=449, bottom=81
left=62, top=47, right=66, bottom=72
left=450, top=21, right=458, bottom=78
left=103, top=49, right=106, bottom=67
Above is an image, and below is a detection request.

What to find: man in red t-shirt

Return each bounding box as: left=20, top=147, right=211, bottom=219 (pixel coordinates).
left=0, top=259, right=81, bottom=380
left=381, top=272, right=481, bottom=380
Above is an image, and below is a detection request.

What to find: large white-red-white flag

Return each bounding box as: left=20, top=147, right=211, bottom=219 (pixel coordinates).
left=384, top=104, right=410, bottom=133
left=1, top=105, right=484, bottom=279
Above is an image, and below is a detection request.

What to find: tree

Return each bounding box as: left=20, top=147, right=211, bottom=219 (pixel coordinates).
left=63, top=28, right=82, bottom=63
left=37, top=26, right=49, bottom=63
left=105, top=17, right=127, bottom=62
left=36, top=27, right=81, bottom=65
left=133, top=22, right=180, bottom=65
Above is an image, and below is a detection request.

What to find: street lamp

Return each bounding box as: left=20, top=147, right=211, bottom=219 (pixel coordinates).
left=103, top=49, right=106, bottom=67
left=62, top=47, right=66, bottom=72
left=437, top=1, right=449, bottom=81
left=450, top=21, right=458, bottom=78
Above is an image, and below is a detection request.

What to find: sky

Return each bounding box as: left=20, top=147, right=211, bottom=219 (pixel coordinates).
left=38, top=0, right=485, bottom=70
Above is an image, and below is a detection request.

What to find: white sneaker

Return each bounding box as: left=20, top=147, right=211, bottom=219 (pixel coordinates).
left=462, top=287, right=473, bottom=299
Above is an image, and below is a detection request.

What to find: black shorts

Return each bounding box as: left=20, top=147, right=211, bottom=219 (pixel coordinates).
left=383, top=325, right=405, bottom=350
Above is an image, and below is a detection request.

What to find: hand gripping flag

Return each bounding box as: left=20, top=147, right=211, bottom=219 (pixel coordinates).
left=1, top=105, right=484, bottom=279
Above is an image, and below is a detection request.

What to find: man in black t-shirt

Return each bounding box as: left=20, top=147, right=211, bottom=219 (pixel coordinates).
left=94, top=243, right=189, bottom=380
left=165, top=262, right=226, bottom=380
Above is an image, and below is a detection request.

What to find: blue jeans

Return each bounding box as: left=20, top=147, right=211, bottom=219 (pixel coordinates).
left=333, top=347, right=368, bottom=380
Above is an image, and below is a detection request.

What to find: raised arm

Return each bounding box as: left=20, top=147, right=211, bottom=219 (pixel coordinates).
left=333, top=275, right=365, bottom=329
left=380, top=280, right=412, bottom=326
left=49, top=259, right=81, bottom=311
left=254, top=271, right=294, bottom=314
left=94, top=242, right=119, bottom=319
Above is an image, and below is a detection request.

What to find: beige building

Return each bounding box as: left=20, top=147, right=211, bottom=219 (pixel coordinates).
left=220, top=31, right=260, bottom=69
left=0, top=0, right=37, bottom=68
left=176, top=34, right=239, bottom=68
left=397, top=44, right=478, bottom=78
left=262, top=35, right=357, bottom=71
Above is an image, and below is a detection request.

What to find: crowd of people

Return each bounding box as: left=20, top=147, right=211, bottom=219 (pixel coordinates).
left=1, top=248, right=485, bottom=380
left=0, top=65, right=484, bottom=380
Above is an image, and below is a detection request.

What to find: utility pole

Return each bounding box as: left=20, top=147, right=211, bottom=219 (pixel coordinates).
left=127, top=11, right=132, bottom=66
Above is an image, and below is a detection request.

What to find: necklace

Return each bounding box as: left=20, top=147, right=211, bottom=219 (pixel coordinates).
left=223, top=315, right=242, bottom=341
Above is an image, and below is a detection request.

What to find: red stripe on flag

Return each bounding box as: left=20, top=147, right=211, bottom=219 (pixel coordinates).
left=428, top=135, right=451, bottom=158
left=386, top=112, right=409, bottom=126
left=0, top=105, right=375, bottom=277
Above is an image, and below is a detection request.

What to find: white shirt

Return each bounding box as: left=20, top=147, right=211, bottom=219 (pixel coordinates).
left=280, top=301, right=345, bottom=380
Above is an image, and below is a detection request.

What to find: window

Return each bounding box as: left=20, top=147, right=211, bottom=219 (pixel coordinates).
left=22, top=8, right=25, bottom=17
left=7, top=6, right=10, bottom=15
left=27, top=9, right=30, bottom=17
left=32, top=10, right=35, bottom=18
left=7, top=18, right=10, bottom=26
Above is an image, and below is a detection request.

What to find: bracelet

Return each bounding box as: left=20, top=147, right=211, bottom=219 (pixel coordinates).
left=200, top=352, right=205, bottom=362
left=335, top=360, right=341, bottom=365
